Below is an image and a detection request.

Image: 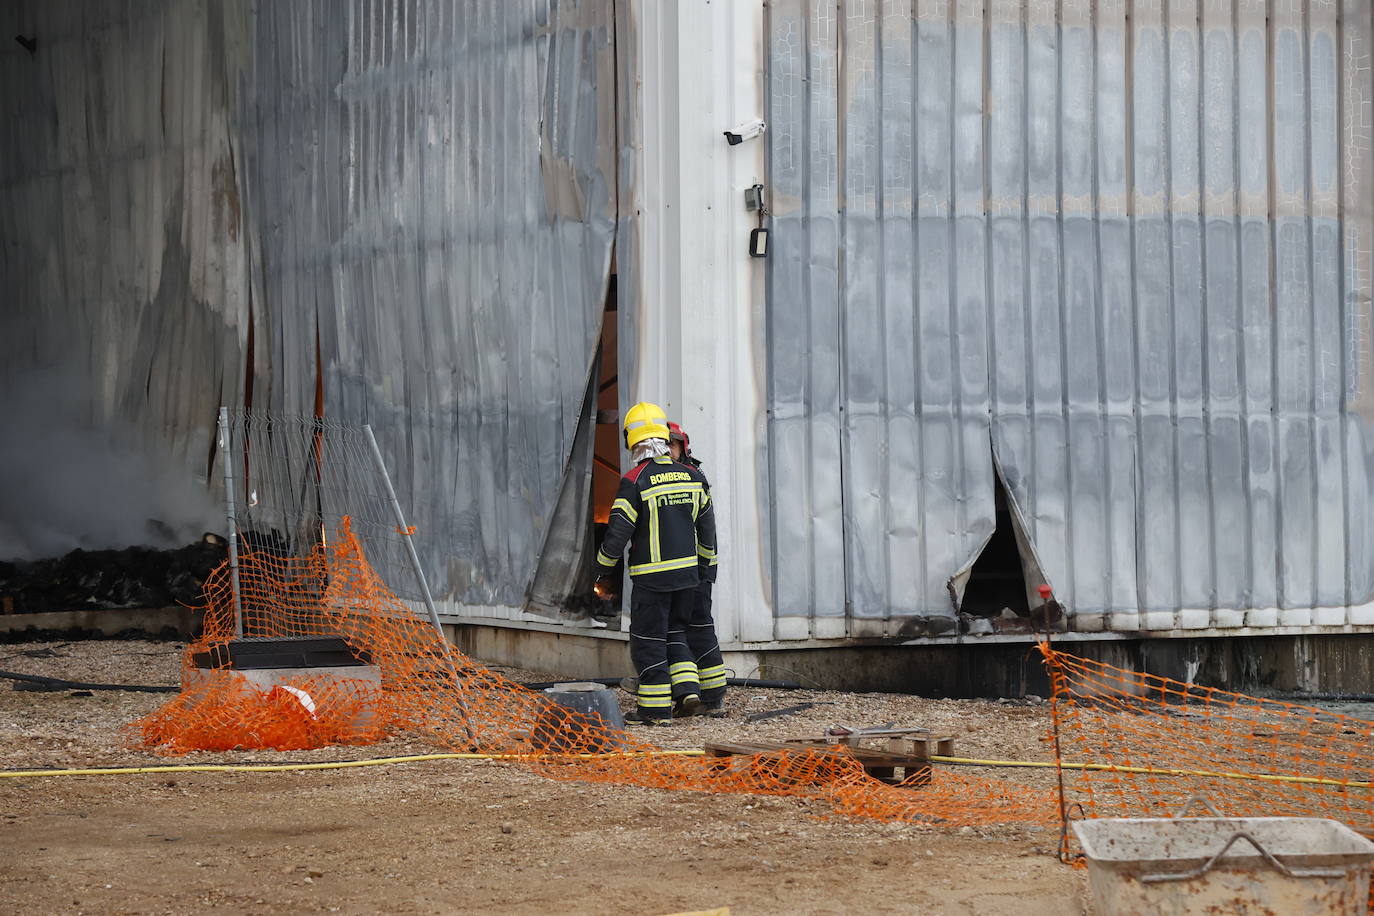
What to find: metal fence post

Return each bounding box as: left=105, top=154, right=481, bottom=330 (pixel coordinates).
left=361, top=424, right=475, bottom=743
left=218, top=407, right=244, bottom=638
left=363, top=425, right=446, bottom=638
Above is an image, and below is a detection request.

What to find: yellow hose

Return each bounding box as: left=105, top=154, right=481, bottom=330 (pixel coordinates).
left=3, top=750, right=1369, bottom=791
left=0, top=749, right=704, bottom=779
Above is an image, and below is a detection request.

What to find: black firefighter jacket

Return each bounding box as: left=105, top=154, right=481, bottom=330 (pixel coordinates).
left=595, top=456, right=716, bottom=592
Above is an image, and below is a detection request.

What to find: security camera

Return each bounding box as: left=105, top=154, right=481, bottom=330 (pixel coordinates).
left=724, top=119, right=766, bottom=146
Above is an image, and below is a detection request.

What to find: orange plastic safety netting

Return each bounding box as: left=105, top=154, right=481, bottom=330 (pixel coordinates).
left=1041, top=643, right=1374, bottom=840
left=131, top=520, right=1057, bottom=828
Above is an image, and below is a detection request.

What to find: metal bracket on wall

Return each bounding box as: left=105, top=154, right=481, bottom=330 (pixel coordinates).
left=745, top=183, right=766, bottom=212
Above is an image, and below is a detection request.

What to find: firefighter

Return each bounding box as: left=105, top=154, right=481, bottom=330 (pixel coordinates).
left=595, top=402, right=716, bottom=724
left=667, top=421, right=727, bottom=717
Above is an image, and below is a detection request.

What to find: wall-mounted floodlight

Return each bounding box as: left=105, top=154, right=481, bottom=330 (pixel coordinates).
left=746, top=181, right=769, bottom=258
left=749, top=227, right=769, bottom=258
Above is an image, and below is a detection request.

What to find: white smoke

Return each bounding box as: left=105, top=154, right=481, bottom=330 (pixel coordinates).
left=0, top=368, right=222, bottom=561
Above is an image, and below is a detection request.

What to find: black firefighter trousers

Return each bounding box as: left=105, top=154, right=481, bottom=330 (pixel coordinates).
left=683, top=582, right=726, bottom=709
left=629, top=586, right=697, bottom=719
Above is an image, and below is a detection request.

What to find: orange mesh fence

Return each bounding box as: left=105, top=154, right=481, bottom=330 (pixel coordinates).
left=131, top=520, right=1057, bottom=828
left=1041, top=642, right=1374, bottom=840
left=128, top=528, right=1374, bottom=848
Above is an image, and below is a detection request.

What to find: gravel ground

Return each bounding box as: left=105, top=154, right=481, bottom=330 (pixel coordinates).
left=0, top=639, right=1059, bottom=773
left=0, top=639, right=1087, bottom=914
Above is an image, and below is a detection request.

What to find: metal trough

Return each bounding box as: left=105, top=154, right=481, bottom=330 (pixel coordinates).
left=1072, top=817, right=1374, bottom=915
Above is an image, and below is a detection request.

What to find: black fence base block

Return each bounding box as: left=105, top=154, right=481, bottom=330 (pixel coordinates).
left=192, top=636, right=372, bottom=670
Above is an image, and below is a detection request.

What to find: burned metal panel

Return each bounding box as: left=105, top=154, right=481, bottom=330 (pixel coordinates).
left=0, top=1, right=249, bottom=561
left=765, top=0, right=1374, bottom=629
left=0, top=0, right=616, bottom=613
left=239, top=0, right=617, bottom=607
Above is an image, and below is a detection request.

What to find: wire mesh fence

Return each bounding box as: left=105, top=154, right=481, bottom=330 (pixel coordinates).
left=218, top=408, right=431, bottom=610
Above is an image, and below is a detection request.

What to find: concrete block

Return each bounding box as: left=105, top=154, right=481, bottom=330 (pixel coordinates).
left=0, top=606, right=199, bottom=639
left=453, top=623, right=629, bottom=679
left=185, top=665, right=382, bottom=731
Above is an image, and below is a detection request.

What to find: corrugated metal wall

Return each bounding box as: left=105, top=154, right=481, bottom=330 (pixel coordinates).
left=241, top=0, right=617, bottom=608
left=0, top=0, right=617, bottom=609
left=766, top=0, right=1374, bottom=634
left=0, top=2, right=249, bottom=561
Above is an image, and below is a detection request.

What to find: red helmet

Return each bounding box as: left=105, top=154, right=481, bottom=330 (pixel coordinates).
left=666, top=421, right=690, bottom=455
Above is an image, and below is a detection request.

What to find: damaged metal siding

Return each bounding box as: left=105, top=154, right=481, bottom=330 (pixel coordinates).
left=766, top=0, right=1374, bottom=632
left=0, top=0, right=616, bottom=610
left=0, top=1, right=250, bottom=560
left=241, top=0, right=617, bottom=609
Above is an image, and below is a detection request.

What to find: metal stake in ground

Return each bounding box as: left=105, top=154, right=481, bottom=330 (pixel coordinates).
left=218, top=407, right=244, bottom=638
left=363, top=424, right=445, bottom=638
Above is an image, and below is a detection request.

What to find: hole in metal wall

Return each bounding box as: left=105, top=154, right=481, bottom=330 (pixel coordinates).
left=589, top=273, right=624, bottom=611
left=959, top=470, right=1031, bottom=619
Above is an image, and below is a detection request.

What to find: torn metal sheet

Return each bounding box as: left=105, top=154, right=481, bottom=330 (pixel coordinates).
left=526, top=352, right=601, bottom=619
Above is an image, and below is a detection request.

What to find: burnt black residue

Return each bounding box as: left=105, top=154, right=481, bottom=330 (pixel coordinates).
left=0, top=536, right=228, bottom=613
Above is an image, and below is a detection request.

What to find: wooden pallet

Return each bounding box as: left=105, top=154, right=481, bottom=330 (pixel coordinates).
left=786, top=728, right=955, bottom=760
left=703, top=738, right=934, bottom=787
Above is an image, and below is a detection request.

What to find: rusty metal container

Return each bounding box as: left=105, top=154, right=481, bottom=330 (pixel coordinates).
left=1072, top=817, right=1374, bottom=916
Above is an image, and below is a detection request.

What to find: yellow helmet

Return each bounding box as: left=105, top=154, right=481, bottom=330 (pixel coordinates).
left=623, top=401, right=670, bottom=449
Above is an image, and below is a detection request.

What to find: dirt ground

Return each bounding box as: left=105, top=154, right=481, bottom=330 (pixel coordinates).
left=0, top=640, right=1088, bottom=915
